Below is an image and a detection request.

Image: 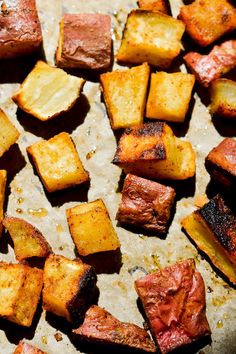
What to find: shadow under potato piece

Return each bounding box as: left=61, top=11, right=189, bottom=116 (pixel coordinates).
left=79, top=249, right=122, bottom=275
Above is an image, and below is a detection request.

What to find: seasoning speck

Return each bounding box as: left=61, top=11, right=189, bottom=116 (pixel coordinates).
left=16, top=187, right=23, bottom=194
left=54, top=332, right=63, bottom=342
left=17, top=197, right=24, bottom=204
left=16, top=208, right=23, bottom=214
left=86, top=147, right=96, bottom=160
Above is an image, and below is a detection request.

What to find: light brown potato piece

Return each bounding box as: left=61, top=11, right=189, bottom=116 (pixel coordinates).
left=0, top=109, right=20, bottom=158
left=138, top=0, right=170, bottom=14
left=210, top=79, right=236, bottom=118
left=14, top=341, right=47, bottom=354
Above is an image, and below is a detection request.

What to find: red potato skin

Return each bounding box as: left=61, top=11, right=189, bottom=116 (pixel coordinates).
left=14, top=341, right=46, bottom=354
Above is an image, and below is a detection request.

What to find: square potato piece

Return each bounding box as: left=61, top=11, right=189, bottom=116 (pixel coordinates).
left=0, top=109, right=20, bottom=158
left=210, top=79, right=236, bottom=118
left=66, top=199, right=120, bottom=256
left=100, top=63, right=150, bottom=129
left=0, top=262, right=43, bottom=326
left=27, top=132, right=89, bottom=193
left=12, top=61, right=85, bottom=121
left=0, top=170, right=7, bottom=236
left=138, top=0, right=170, bottom=14
left=117, top=10, right=185, bottom=68
left=14, top=341, right=47, bottom=354
left=0, top=0, right=42, bottom=59
left=179, top=0, right=236, bottom=47
left=43, top=254, right=97, bottom=322
left=146, top=72, right=195, bottom=122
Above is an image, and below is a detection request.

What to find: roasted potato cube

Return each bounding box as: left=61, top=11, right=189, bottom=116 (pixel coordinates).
left=113, top=122, right=195, bottom=180
left=205, top=138, right=236, bottom=189
left=14, top=341, right=47, bottom=354
left=116, top=174, right=175, bottom=233
left=0, top=109, right=20, bottom=158
left=56, top=13, right=112, bottom=70
left=146, top=72, right=195, bottom=122
left=0, top=262, right=43, bottom=326
left=27, top=132, right=89, bottom=193
left=117, top=10, right=185, bottom=68
left=43, top=254, right=97, bottom=322
left=100, top=63, right=150, bottom=129
left=66, top=199, right=120, bottom=256
left=184, top=40, right=236, bottom=87
left=3, top=217, right=52, bottom=261
left=181, top=195, right=236, bottom=285
left=138, top=0, right=170, bottom=14
left=179, top=0, right=236, bottom=47
left=0, top=170, right=7, bottom=236
left=210, top=79, right=236, bottom=118
left=12, top=61, right=85, bottom=121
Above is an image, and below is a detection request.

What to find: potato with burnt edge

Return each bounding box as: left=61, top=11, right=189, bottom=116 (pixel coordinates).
left=210, top=79, right=236, bottom=118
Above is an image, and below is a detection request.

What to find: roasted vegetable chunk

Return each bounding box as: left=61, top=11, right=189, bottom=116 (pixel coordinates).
left=73, top=305, right=156, bottom=353
left=0, top=262, right=43, bottom=327
left=12, top=61, right=85, bottom=121
left=182, top=195, right=236, bottom=285
left=43, top=254, right=97, bottom=322
left=135, top=259, right=211, bottom=354
left=138, top=0, right=170, bottom=14
left=27, top=132, right=89, bottom=193
left=14, top=341, right=47, bottom=354
left=100, top=63, right=150, bottom=129
left=0, top=170, right=6, bottom=236
left=210, top=79, right=236, bottom=118
left=113, top=122, right=195, bottom=180
left=0, top=109, right=20, bottom=158
left=116, top=174, right=175, bottom=233
left=117, top=10, right=185, bottom=68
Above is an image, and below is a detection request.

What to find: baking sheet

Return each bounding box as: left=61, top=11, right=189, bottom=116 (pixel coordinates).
left=0, top=0, right=236, bottom=353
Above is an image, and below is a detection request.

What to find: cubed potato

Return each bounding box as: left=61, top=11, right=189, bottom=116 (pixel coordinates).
left=56, top=13, right=112, bottom=70
left=181, top=195, right=236, bottom=285
left=146, top=72, right=195, bottom=122
left=117, top=10, right=185, bottom=68
left=0, top=262, right=43, bottom=326
left=27, top=132, right=89, bottom=193
left=210, top=79, right=236, bottom=118
left=0, top=170, right=7, bottom=236
left=3, top=217, right=52, bottom=261
left=100, top=63, right=150, bottom=129
left=0, top=0, right=42, bottom=59
left=113, top=122, right=196, bottom=180
left=0, top=109, right=20, bottom=158
left=42, top=254, right=97, bottom=322
left=12, top=61, right=85, bottom=121
left=179, top=0, right=236, bottom=47
left=14, top=341, right=47, bottom=354
left=66, top=199, right=120, bottom=256
left=138, top=0, right=170, bottom=14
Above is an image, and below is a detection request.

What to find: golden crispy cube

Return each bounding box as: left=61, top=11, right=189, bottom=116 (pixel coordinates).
left=117, top=10, right=185, bottom=69
left=0, top=170, right=7, bottom=236
left=210, top=79, right=236, bottom=118
left=0, top=109, right=20, bottom=158
left=146, top=72, right=195, bottom=122
left=27, top=132, right=89, bottom=193
left=3, top=217, right=52, bottom=261
left=100, top=63, right=150, bottom=129
left=43, top=254, right=97, bottom=322
left=14, top=341, right=47, bottom=354
left=179, top=0, right=236, bottom=47
left=12, top=61, right=85, bottom=121
left=113, top=122, right=195, bottom=180
left=138, top=0, right=170, bottom=14
left=66, top=199, right=120, bottom=256
left=0, top=262, right=43, bottom=326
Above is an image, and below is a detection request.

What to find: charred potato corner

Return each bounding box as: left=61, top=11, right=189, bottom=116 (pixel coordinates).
left=0, top=0, right=235, bottom=353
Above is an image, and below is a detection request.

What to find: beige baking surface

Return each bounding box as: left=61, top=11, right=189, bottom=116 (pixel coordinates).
left=0, top=0, right=235, bottom=353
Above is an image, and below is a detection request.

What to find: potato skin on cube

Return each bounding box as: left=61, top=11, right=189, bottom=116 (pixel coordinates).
left=138, top=0, right=170, bottom=14
left=0, top=109, right=20, bottom=158
left=0, top=170, right=7, bottom=236
left=210, top=79, right=236, bottom=118
left=100, top=63, right=150, bottom=129
left=66, top=199, right=120, bottom=256
left=14, top=341, right=47, bottom=354
left=27, top=132, right=89, bottom=193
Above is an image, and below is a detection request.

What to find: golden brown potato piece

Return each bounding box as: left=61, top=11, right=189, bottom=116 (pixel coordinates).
left=0, top=109, right=20, bottom=158
left=181, top=195, right=236, bottom=285
left=27, top=132, right=89, bottom=193
left=210, top=79, right=236, bottom=118
left=146, top=72, right=195, bottom=122
left=117, top=10, right=185, bottom=68
left=43, top=254, right=97, bottom=322
left=3, top=217, right=52, bottom=261
left=113, top=122, right=195, bottom=180
left=116, top=174, right=176, bottom=233
left=12, top=61, right=85, bottom=121
left=0, top=170, right=7, bottom=236
left=0, top=262, right=43, bottom=326
left=66, top=199, right=120, bottom=256
left=179, top=0, right=236, bottom=47
left=100, top=63, right=150, bottom=129
left=138, top=0, right=170, bottom=14
left=14, top=341, right=47, bottom=354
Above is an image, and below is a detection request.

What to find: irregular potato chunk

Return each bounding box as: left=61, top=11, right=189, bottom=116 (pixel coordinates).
left=0, top=262, right=43, bottom=326
left=3, top=217, right=52, bottom=261
left=113, top=122, right=195, bottom=180
left=43, top=254, right=97, bottom=322
left=117, top=10, right=185, bottom=68
left=66, top=199, right=120, bottom=256
left=0, top=170, right=7, bottom=236
left=0, top=109, right=20, bottom=158
left=100, top=63, right=150, bottom=129
left=181, top=195, right=236, bottom=285
left=138, top=0, right=170, bottom=14
left=210, top=79, right=236, bottom=118
left=12, top=61, right=85, bottom=121
left=146, top=72, right=195, bottom=122
left=14, top=341, right=47, bottom=354
left=179, top=0, right=236, bottom=47
left=27, top=132, right=89, bottom=193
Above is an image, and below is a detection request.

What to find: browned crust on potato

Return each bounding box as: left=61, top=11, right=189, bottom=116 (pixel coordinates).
left=138, top=0, right=170, bottom=14
left=14, top=341, right=47, bottom=354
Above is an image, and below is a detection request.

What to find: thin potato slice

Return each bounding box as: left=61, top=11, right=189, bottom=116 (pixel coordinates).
left=0, top=109, right=20, bottom=158
left=0, top=170, right=7, bottom=236
left=210, top=79, right=236, bottom=118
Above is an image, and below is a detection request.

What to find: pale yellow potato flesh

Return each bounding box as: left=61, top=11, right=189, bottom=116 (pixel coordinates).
left=210, top=78, right=236, bottom=118
left=0, top=109, right=20, bottom=158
